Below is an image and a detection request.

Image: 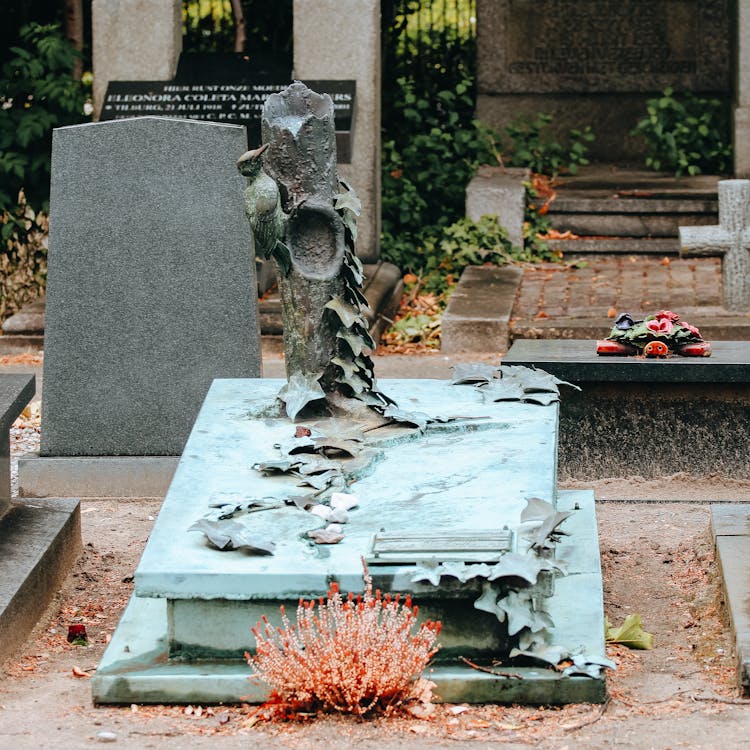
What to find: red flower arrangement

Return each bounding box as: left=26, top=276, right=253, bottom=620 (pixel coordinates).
left=597, top=310, right=711, bottom=357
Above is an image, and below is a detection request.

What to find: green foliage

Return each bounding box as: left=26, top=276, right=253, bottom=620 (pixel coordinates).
left=503, top=113, right=594, bottom=177
left=632, top=87, right=732, bottom=176
left=413, top=214, right=561, bottom=296
left=0, top=190, right=48, bottom=320
left=0, top=23, right=90, bottom=213
left=381, top=75, right=499, bottom=272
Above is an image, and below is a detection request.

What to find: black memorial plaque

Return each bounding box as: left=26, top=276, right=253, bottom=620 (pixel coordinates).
left=100, top=79, right=355, bottom=162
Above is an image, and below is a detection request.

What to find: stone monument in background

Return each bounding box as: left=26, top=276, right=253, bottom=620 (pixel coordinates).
left=476, top=0, right=732, bottom=165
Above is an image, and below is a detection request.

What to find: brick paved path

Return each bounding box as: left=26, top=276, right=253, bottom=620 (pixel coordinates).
left=512, top=256, right=723, bottom=324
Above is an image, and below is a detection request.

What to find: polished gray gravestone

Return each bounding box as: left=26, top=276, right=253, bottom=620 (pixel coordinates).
left=40, top=117, right=260, bottom=459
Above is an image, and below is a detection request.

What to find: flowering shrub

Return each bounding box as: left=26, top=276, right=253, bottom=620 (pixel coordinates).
left=247, top=564, right=441, bottom=719
left=605, top=310, right=707, bottom=354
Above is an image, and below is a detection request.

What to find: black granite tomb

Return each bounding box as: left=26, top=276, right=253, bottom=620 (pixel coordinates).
left=504, top=339, right=750, bottom=479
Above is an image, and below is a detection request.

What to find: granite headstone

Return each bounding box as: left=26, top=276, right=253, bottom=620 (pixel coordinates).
left=41, top=117, right=261, bottom=456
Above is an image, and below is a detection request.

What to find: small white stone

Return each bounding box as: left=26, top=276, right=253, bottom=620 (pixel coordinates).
left=96, top=731, right=117, bottom=743
left=330, top=492, right=358, bottom=511
left=328, top=508, right=349, bottom=524
left=326, top=523, right=344, bottom=534
left=309, top=505, right=332, bottom=521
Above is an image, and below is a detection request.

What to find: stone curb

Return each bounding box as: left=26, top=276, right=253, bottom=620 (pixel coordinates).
left=441, top=265, right=523, bottom=353
left=0, top=498, right=81, bottom=668
left=18, top=456, right=178, bottom=499
left=711, top=505, right=750, bottom=694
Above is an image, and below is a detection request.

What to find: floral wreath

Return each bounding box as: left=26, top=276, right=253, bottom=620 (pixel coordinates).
left=598, top=310, right=711, bottom=357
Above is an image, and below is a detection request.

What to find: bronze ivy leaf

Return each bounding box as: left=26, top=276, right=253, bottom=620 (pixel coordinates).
left=451, top=362, right=499, bottom=385
left=188, top=519, right=275, bottom=555
left=325, top=296, right=366, bottom=329
left=277, top=373, right=326, bottom=421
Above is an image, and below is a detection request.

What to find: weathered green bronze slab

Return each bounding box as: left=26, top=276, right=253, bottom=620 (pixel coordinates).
left=93, top=378, right=605, bottom=704
left=135, top=378, right=559, bottom=602
left=93, top=488, right=604, bottom=705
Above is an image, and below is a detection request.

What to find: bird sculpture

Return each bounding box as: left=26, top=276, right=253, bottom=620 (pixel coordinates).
left=237, top=144, right=291, bottom=275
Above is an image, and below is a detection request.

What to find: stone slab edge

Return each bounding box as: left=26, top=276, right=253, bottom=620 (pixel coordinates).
left=441, top=265, right=523, bottom=354
left=711, top=505, right=750, bottom=694
left=91, top=489, right=605, bottom=705
left=0, top=498, right=81, bottom=667
left=18, top=456, right=179, bottom=499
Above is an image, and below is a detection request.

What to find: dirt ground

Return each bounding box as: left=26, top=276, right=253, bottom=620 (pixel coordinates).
left=2, top=482, right=750, bottom=749
left=3, top=353, right=750, bottom=748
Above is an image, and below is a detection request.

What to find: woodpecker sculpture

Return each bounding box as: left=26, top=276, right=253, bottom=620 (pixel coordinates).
left=237, top=143, right=291, bottom=275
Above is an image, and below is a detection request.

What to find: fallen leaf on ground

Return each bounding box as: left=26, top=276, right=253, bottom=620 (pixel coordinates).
left=606, top=614, right=654, bottom=649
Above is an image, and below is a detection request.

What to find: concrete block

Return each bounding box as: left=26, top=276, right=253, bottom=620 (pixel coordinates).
left=711, top=505, right=750, bottom=693
left=441, top=265, right=523, bottom=354
left=466, top=166, right=528, bottom=248
left=42, top=118, right=261, bottom=457
left=294, top=0, right=381, bottom=262
left=0, top=498, right=80, bottom=667
left=92, top=0, right=182, bottom=117
left=18, top=456, right=178, bottom=499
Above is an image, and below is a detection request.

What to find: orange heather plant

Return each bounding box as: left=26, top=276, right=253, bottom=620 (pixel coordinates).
left=247, top=562, right=441, bottom=718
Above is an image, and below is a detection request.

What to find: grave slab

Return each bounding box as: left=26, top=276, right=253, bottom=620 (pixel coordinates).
left=0, top=498, right=81, bottom=667
left=711, top=506, right=750, bottom=693
left=0, top=374, right=80, bottom=667
left=504, top=339, right=750, bottom=478
left=41, top=117, right=261, bottom=459
left=93, top=378, right=606, bottom=704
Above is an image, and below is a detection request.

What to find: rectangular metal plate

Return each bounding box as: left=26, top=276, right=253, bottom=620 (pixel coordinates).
left=367, top=530, right=514, bottom=564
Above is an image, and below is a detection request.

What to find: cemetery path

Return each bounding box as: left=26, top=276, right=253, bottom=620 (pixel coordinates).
left=2, top=491, right=750, bottom=748
left=509, top=255, right=750, bottom=343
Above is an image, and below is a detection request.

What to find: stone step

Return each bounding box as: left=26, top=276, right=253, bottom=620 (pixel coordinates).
left=548, top=200, right=717, bottom=238
left=545, top=164, right=720, bottom=240
left=547, top=238, right=680, bottom=255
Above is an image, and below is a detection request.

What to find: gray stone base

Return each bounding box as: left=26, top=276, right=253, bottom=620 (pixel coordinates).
left=711, top=506, right=750, bottom=694
left=441, top=265, right=522, bottom=353
left=18, top=456, right=178, bottom=498
left=0, top=498, right=81, bottom=666
left=92, top=490, right=606, bottom=705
